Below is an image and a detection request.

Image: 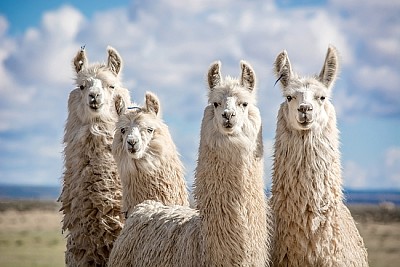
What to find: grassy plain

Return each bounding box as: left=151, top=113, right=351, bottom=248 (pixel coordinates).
left=0, top=200, right=399, bottom=267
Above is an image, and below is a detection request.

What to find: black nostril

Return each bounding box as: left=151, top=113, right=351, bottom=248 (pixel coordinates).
left=298, top=104, right=313, bottom=112
left=222, top=111, right=235, bottom=119
left=127, top=140, right=135, bottom=146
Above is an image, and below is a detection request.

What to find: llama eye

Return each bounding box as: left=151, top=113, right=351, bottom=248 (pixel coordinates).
left=79, top=85, right=85, bottom=90
left=286, top=96, right=292, bottom=102
left=320, top=96, right=326, bottom=101
left=242, top=102, right=248, bottom=107
left=109, top=85, right=115, bottom=89
left=147, top=127, right=154, bottom=134
left=213, top=102, right=219, bottom=108
left=120, top=128, right=125, bottom=134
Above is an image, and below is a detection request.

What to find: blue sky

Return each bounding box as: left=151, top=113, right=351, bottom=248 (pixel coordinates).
left=0, top=0, right=399, bottom=190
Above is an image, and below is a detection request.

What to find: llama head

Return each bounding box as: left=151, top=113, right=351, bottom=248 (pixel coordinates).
left=206, top=60, right=257, bottom=136
left=72, top=46, right=123, bottom=122
left=274, top=45, right=339, bottom=131
left=113, top=92, right=163, bottom=160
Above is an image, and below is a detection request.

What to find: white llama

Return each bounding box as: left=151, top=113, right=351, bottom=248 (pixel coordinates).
left=108, top=61, right=272, bottom=267
left=112, top=91, right=189, bottom=218
left=270, top=45, right=368, bottom=267
left=59, top=46, right=131, bottom=267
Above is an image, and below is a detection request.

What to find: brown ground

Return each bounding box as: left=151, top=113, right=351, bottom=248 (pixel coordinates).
left=0, top=200, right=399, bottom=267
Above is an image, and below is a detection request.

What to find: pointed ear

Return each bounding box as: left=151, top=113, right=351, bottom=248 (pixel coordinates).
left=145, top=92, right=161, bottom=116
left=207, top=61, right=221, bottom=90
left=274, top=50, right=293, bottom=88
left=115, top=95, right=126, bottom=116
left=107, top=46, right=123, bottom=76
left=318, top=45, right=339, bottom=89
left=240, top=60, right=256, bottom=92
left=73, top=46, right=88, bottom=73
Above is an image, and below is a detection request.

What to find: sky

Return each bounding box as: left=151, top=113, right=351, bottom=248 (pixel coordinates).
left=0, top=0, right=399, bottom=190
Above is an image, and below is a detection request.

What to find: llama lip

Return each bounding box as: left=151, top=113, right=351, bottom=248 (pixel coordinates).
left=223, top=120, right=233, bottom=128
left=128, top=146, right=138, bottom=154
left=89, top=103, right=103, bottom=110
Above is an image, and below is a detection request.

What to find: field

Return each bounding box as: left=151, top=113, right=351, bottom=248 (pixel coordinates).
left=0, top=200, right=399, bottom=267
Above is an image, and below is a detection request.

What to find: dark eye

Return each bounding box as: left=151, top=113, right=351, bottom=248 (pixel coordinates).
left=120, top=128, right=125, bottom=134
left=213, top=102, right=219, bottom=108
left=80, top=85, right=85, bottom=90
left=320, top=96, right=326, bottom=101
left=109, top=85, right=115, bottom=89
left=242, top=102, right=248, bottom=107
left=147, top=127, right=154, bottom=134
left=286, top=96, right=292, bottom=102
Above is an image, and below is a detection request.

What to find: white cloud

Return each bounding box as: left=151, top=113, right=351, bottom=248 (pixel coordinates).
left=385, top=147, right=400, bottom=187
left=342, top=147, right=400, bottom=190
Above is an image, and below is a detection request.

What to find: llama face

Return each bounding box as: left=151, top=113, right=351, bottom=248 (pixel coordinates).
left=114, top=92, right=162, bottom=160
left=207, top=61, right=256, bottom=135
left=72, top=46, right=123, bottom=123
left=77, top=75, right=117, bottom=117
left=283, top=80, right=331, bottom=131
left=274, top=46, right=339, bottom=132
left=117, top=112, right=158, bottom=159
left=210, top=87, right=251, bottom=135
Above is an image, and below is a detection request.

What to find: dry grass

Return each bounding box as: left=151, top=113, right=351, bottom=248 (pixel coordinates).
left=0, top=200, right=65, bottom=267
left=0, top=200, right=399, bottom=267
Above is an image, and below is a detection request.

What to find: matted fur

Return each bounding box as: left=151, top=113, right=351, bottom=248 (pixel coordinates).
left=59, top=46, right=131, bottom=267
left=108, top=61, right=272, bottom=267
left=112, top=92, right=189, bottom=217
left=270, top=45, right=368, bottom=267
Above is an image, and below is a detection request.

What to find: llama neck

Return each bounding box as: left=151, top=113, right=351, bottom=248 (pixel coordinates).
left=117, top=150, right=188, bottom=216
left=194, top=120, right=267, bottom=265
left=272, top=108, right=343, bottom=215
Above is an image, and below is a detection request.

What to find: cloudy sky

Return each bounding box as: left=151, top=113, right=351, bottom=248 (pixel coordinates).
left=0, top=0, right=399, bottom=190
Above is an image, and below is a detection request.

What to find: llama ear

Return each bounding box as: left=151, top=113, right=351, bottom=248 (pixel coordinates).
left=145, top=92, right=161, bottom=116
left=274, top=50, right=293, bottom=88
left=240, top=60, right=256, bottom=92
left=107, top=46, right=123, bottom=76
left=73, top=45, right=88, bottom=73
left=207, top=61, right=221, bottom=90
left=318, top=45, right=339, bottom=89
left=115, top=95, right=126, bottom=116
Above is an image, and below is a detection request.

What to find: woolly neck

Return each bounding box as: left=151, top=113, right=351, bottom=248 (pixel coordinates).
left=193, top=106, right=267, bottom=266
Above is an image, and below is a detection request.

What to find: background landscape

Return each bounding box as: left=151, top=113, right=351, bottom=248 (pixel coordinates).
left=0, top=0, right=399, bottom=266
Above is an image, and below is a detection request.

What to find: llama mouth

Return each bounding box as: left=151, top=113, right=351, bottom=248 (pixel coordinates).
left=298, top=120, right=313, bottom=128
left=128, top=147, right=138, bottom=154
left=223, top=121, right=234, bottom=128
left=89, top=103, right=103, bottom=111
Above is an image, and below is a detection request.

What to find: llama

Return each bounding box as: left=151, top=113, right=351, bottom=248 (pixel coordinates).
left=270, top=45, right=368, bottom=267
left=108, top=61, right=272, bottom=267
left=112, top=91, right=189, bottom=218
left=59, top=46, right=131, bottom=267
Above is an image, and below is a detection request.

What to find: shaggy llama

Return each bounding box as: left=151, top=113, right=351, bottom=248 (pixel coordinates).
left=59, top=46, right=131, bottom=266
left=112, top=91, right=189, bottom=218
left=108, top=61, right=272, bottom=267
left=270, top=45, right=368, bottom=267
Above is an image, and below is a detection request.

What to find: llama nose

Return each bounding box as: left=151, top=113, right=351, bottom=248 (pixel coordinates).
left=298, top=103, right=313, bottom=113
left=127, top=139, right=137, bottom=147
left=222, top=110, right=236, bottom=119
left=89, top=93, right=101, bottom=103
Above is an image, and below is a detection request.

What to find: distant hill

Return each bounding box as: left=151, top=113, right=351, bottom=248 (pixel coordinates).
left=0, top=184, right=60, bottom=200
left=344, top=189, right=400, bottom=205
left=0, top=184, right=399, bottom=205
